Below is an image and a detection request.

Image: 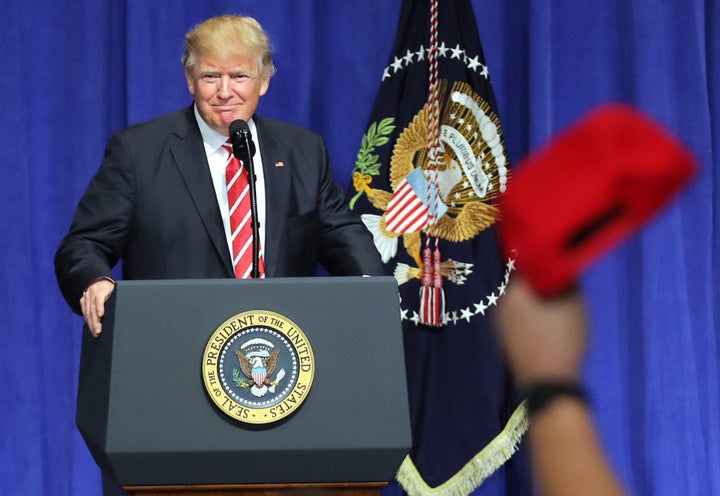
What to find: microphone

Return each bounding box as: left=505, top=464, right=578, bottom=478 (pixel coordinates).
left=228, top=119, right=261, bottom=278
left=229, top=119, right=256, bottom=158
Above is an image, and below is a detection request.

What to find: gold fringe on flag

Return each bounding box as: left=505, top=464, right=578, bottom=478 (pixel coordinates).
left=396, top=403, right=529, bottom=496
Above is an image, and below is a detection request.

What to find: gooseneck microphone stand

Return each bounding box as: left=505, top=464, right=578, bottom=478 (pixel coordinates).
left=230, top=120, right=261, bottom=279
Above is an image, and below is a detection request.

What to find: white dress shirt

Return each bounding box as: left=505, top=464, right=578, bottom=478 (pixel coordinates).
left=193, top=105, right=267, bottom=266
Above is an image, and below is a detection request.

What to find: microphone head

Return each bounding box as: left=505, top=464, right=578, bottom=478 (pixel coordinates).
left=229, top=119, right=256, bottom=158
left=229, top=119, right=249, bottom=138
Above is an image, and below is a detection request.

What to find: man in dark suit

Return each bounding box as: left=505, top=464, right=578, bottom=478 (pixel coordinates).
left=55, top=14, right=385, bottom=338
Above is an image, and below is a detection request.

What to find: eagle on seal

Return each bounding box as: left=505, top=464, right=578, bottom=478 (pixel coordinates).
left=234, top=348, right=280, bottom=389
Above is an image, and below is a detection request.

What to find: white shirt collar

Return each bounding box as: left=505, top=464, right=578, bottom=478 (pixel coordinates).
left=192, top=104, right=258, bottom=156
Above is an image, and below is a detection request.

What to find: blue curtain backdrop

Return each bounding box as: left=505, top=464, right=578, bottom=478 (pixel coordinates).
left=1, top=1, right=717, bottom=495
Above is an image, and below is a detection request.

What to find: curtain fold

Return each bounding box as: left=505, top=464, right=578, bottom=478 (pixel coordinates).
left=1, top=1, right=717, bottom=494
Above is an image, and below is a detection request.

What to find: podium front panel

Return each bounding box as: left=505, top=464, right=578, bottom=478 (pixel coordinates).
left=76, top=277, right=411, bottom=486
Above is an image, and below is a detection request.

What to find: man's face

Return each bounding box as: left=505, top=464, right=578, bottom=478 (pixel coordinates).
left=186, top=53, right=270, bottom=136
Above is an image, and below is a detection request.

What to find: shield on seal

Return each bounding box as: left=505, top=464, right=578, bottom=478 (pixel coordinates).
left=251, top=358, right=267, bottom=387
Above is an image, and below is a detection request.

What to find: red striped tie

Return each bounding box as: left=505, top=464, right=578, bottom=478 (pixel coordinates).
left=223, top=142, right=265, bottom=278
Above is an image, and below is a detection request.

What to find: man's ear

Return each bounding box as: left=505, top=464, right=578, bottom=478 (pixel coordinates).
left=185, top=69, right=196, bottom=96
left=259, top=75, right=270, bottom=96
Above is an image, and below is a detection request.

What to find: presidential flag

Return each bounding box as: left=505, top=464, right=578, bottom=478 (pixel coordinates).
left=349, top=1, right=530, bottom=494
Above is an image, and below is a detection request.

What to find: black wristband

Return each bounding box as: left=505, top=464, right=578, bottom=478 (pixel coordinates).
left=524, top=382, right=588, bottom=416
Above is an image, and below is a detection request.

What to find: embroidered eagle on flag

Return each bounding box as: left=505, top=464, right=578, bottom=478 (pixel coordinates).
left=354, top=81, right=508, bottom=287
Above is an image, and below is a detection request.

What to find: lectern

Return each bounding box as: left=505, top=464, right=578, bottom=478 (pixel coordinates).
left=76, top=277, right=411, bottom=495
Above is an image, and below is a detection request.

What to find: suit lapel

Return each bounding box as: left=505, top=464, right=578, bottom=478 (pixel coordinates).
left=255, top=117, right=291, bottom=278
left=170, top=107, right=234, bottom=277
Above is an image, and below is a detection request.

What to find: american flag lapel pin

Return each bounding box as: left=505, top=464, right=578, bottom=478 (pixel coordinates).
left=275, top=161, right=284, bottom=168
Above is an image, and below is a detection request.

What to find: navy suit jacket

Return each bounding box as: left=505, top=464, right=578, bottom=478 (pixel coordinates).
left=55, top=106, right=384, bottom=314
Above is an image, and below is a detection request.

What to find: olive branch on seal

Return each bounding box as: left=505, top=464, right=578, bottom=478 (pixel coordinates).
left=232, top=369, right=249, bottom=389
left=349, top=117, right=396, bottom=209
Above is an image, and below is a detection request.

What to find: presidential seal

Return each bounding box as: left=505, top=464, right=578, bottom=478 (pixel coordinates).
left=202, top=310, right=315, bottom=425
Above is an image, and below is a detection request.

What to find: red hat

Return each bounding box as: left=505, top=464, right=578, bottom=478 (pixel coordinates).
left=497, top=103, right=697, bottom=296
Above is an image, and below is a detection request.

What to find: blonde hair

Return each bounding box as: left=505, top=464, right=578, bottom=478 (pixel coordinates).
left=182, top=15, right=276, bottom=79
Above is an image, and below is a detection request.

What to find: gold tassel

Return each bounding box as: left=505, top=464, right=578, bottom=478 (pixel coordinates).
left=419, top=244, right=444, bottom=327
